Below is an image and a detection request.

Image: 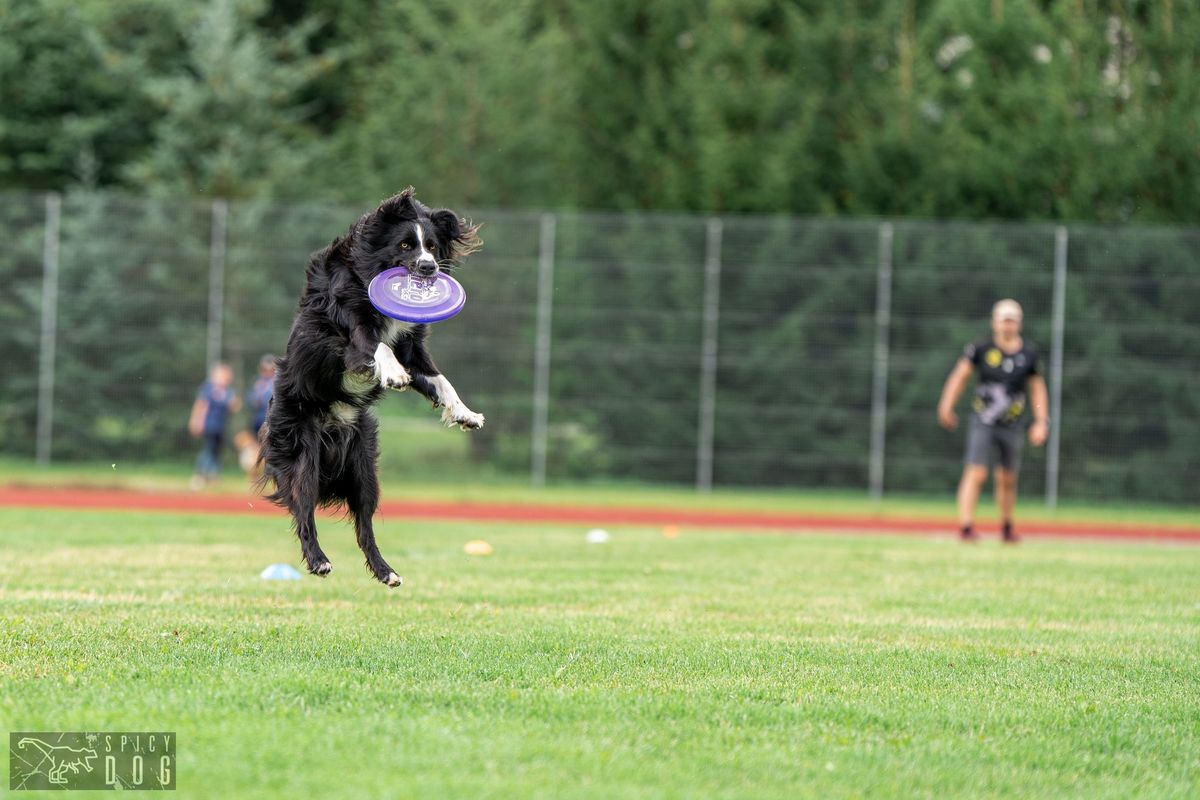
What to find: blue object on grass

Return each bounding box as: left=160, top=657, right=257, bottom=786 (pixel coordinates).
left=260, top=563, right=303, bottom=580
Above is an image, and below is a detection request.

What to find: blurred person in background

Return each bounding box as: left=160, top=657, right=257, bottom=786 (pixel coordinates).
left=937, top=299, right=1049, bottom=543
left=246, top=354, right=276, bottom=439
left=234, top=354, right=276, bottom=476
left=188, top=362, right=242, bottom=489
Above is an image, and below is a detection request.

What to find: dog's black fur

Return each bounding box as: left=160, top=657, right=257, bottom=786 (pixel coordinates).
left=258, top=188, right=482, bottom=587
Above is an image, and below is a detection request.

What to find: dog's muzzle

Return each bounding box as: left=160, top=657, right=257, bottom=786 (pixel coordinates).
left=413, top=257, right=438, bottom=278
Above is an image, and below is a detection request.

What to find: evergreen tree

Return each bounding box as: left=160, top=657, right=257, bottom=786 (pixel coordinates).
left=123, top=0, right=331, bottom=198
left=311, top=0, right=573, bottom=209
left=0, top=0, right=180, bottom=190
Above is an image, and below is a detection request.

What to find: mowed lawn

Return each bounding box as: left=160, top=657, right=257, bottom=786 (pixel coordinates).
left=1, top=507, right=1197, bottom=799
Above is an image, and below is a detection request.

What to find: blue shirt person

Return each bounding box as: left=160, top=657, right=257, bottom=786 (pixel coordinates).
left=246, top=354, right=277, bottom=438
left=188, top=362, right=242, bottom=488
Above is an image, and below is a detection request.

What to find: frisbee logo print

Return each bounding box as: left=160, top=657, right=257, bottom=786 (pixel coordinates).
left=394, top=278, right=441, bottom=305
left=9, top=732, right=176, bottom=791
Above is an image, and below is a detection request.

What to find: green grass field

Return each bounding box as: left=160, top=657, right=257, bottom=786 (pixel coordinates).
left=2, top=505, right=1197, bottom=798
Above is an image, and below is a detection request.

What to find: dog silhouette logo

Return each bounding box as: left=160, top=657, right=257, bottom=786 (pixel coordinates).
left=10, top=730, right=176, bottom=791
left=15, top=736, right=98, bottom=785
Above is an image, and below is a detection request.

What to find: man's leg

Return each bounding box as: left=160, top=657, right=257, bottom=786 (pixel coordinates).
left=205, top=433, right=223, bottom=480
left=958, top=417, right=992, bottom=540
left=994, top=424, right=1024, bottom=543
left=957, top=465, right=989, bottom=540
left=993, top=422, right=1022, bottom=542
left=193, top=434, right=219, bottom=488
left=994, top=467, right=1018, bottom=541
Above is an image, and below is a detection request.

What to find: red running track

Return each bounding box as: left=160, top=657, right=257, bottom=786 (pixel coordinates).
left=1, top=484, right=1197, bottom=543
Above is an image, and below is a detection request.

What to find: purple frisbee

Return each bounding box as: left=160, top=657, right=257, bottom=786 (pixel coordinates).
left=368, top=267, right=466, bottom=323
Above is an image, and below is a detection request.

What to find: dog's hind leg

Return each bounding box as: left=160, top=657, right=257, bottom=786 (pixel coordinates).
left=345, top=415, right=402, bottom=588
left=282, top=441, right=332, bottom=576
left=295, top=505, right=332, bottom=577
left=350, top=494, right=401, bottom=588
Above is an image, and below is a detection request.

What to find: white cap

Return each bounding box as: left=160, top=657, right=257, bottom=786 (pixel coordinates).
left=992, top=298, right=1023, bottom=321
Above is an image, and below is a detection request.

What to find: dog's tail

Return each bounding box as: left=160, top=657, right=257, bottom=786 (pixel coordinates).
left=253, top=469, right=287, bottom=509
left=251, top=422, right=284, bottom=506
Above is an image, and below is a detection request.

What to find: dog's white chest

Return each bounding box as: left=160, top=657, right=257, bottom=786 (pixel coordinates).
left=380, top=318, right=414, bottom=347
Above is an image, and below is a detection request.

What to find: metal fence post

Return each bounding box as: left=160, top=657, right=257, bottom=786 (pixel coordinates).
left=206, top=199, right=229, bottom=369
left=35, top=192, right=62, bottom=466
left=696, top=217, right=723, bottom=492
left=1046, top=226, right=1068, bottom=507
left=868, top=222, right=894, bottom=500
left=530, top=213, right=556, bottom=487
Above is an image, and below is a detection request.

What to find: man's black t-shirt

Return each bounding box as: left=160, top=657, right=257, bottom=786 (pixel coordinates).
left=962, top=338, right=1040, bottom=426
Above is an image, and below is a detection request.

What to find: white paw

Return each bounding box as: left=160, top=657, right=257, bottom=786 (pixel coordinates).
left=372, top=344, right=410, bottom=390
left=442, top=404, right=485, bottom=430
left=429, top=375, right=481, bottom=430
left=386, top=572, right=403, bottom=588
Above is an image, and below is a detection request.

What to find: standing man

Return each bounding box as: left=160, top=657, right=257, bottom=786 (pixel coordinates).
left=937, top=299, right=1049, bottom=543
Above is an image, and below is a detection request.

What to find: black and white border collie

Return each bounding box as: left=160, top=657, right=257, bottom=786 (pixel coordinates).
left=258, top=188, right=482, bottom=587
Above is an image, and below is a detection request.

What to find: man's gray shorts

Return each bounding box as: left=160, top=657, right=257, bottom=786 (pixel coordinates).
left=964, top=415, right=1024, bottom=471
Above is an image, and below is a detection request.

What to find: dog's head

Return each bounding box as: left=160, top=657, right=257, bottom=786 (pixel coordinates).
left=352, top=188, right=481, bottom=281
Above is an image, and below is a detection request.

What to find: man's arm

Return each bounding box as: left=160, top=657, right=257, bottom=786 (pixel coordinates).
left=937, top=358, right=974, bottom=430
left=1027, top=374, right=1049, bottom=446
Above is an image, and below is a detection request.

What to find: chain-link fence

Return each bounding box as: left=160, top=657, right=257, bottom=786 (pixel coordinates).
left=1, top=191, right=1196, bottom=503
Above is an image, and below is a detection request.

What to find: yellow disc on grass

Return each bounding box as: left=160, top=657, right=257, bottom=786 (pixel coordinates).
left=464, top=539, right=494, bottom=556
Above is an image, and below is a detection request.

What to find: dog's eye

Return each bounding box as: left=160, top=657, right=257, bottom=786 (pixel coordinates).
left=399, top=242, right=410, bottom=250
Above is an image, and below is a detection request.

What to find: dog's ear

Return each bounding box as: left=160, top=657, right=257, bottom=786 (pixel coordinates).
left=430, top=209, right=461, bottom=240
left=378, top=187, right=418, bottom=221
left=352, top=188, right=422, bottom=271
left=431, top=208, right=482, bottom=260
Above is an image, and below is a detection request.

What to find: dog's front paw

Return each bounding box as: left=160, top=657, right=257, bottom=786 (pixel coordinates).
left=372, top=346, right=411, bottom=390
left=379, top=364, right=411, bottom=390
left=442, top=405, right=485, bottom=430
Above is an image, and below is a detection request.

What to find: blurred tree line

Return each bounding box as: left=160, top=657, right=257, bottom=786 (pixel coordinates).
left=2, top=0, right=1198, bottom=222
